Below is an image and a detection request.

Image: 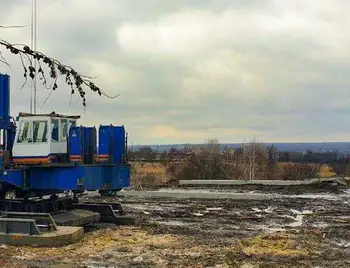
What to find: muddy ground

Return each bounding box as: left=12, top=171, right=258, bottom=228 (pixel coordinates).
left=2, top=186, right=350, bottom=267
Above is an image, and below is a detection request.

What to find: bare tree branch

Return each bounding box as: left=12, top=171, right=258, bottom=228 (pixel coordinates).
left=18, top=54, right=27, bottom=90
left=0, top=39, right=119, bottom=106
left=0, top=50, right=11, bottom=70
left=41, top=88, right=54, bottom=110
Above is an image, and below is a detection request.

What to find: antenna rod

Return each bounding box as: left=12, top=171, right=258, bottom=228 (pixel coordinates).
left=30, top=0, right=33, bottom=114
left=33, top=0, right=37, bottom=114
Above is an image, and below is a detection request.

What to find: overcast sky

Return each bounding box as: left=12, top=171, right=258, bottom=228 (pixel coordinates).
left=1, top=0, right=350, bottom=144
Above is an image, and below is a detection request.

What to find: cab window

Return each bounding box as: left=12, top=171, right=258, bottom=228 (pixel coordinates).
left=60, top=119, right=68, bottom=142
left=33, top=120, right=48, bottom=143
left=51, top=119, right=59, bottom=142
left=17, top=121, right=32, bottom=143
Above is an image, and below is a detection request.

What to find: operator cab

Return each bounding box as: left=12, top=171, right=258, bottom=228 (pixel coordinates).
left=12, top=112, right=80, bottom=164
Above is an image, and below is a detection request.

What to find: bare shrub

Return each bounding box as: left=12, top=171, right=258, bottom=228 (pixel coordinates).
left=166, top=138, right=224, bottom=181
left=329, top=157, right=350, bottom=177
left=267, top=145, right=279, bottom=179
left=281, top=163, right=320, bottom=180
left=165, top=138, right=321, bottom=182
left=167, top=138, right=270, bottom=181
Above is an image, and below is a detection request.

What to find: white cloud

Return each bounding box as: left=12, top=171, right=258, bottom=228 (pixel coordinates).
left=117, top=10, right=217, bottom=57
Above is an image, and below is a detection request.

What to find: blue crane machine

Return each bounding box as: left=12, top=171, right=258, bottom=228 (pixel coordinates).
left=0, top=73, right=133, bottom=245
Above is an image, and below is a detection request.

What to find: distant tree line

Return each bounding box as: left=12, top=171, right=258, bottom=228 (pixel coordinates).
left=128, top=140, right=350, bottom=181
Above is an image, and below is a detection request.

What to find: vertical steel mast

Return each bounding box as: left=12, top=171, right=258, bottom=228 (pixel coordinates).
left=30, top=0, right=37, bottom=114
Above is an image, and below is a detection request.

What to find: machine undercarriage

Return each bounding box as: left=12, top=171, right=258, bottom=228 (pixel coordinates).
left=0, top=73, right=134, bottom=246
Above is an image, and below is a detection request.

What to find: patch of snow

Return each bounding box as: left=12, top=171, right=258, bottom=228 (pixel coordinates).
left=342, top=189, right=350, bottom=195
left=334, top=240, right=350, bottom=248
left=301, top=210, right=313, bottom=215
left=188, top=252, right=201, bottom=257
left=127, top=204, right=149, bottom=210
left=144, top=189, right=348, bottom=200
left=252, top=207, right=275, bottom=213
left=157, top=189, right=216, bottom=193
left=311, top=222, right=329, bottom=228
left=127, top=204, right=164, bottom=211
left=279, top=210, right=309, bottom=227
left=191, top=212, right=204, bottom=217
left=264, top=206, right=275, bottom=213
left=287, top=194, right=340, bottom=200
left=252, top=208, right=262, bottom=212
left=264, top=227, right=286, bottom=234
left=133, top=256, right=144, bottom=263
left=206, top=207, right=223, bottom=211
left=155, top=220, right=189, bottom=226
left=83, top=260, right=110, bottom=268
left=289, top=214, right=304, bottom=227
left=156, top=188, right=257, bottom=195
left=290, top=209, right=313, bottom=215
left=290, top=209, right=301, bottom=215
left=13, top=256, right=26, bottom=260
left=240, top=263, right=258, bottom=268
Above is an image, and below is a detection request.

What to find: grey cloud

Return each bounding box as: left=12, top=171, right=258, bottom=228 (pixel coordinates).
left=114, top=0, right=272, bottom=21
left=1, top=0, right=350, bottom=143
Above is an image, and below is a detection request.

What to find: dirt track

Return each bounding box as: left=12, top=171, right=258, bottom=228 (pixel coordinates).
left=2, top=186, right=350, bottom=267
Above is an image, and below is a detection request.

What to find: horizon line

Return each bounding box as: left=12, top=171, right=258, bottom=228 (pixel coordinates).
left=128, top=141, right=350, bottom=146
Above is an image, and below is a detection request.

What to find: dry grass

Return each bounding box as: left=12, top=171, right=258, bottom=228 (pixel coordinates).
left=3, top=227, right=180, bottom=263
left=318, top=164, right=337, bottom=178
left=131, top=162, right=167, bottom=174
left=130, top=162, right=171, bottom=187
left=0, top=227, right=326, bottom=267
left=239, top=233, right=310, bottom=257
left=0, top=260, right=24, bottom=268
left=278, top=163, right=337, bottom=179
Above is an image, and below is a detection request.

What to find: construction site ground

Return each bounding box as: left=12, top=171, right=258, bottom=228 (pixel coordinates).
left=2, top=185, right=350, bottom=268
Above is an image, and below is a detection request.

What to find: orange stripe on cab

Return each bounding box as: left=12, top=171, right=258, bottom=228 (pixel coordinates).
left=13, top=156, right=51, bottom=164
